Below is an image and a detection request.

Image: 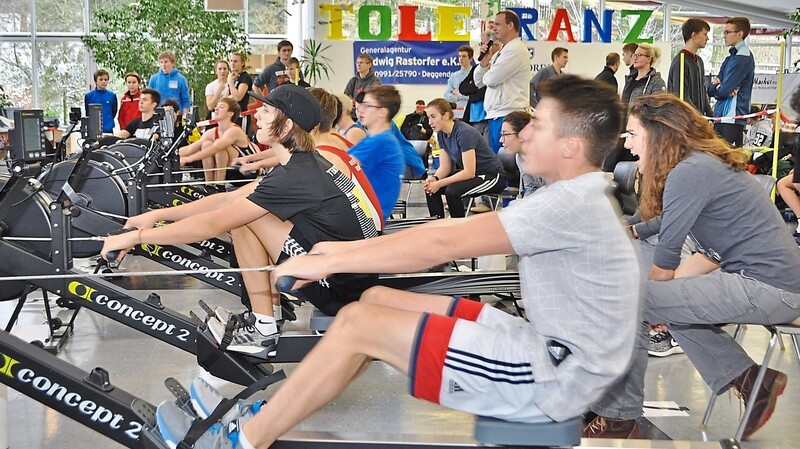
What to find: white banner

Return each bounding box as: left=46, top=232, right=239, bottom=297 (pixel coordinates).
left=751, top=73, right=800, bottom=120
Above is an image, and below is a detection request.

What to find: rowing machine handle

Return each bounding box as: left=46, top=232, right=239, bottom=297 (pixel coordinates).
left=275, top=276, right=298, bottom=294
left=105, top=227, right=138, bottom=262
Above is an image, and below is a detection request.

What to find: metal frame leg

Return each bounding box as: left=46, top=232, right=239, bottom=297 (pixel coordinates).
left=701, top=324, right=747, bottom=427
left=735, top=327, right=779, bottom=441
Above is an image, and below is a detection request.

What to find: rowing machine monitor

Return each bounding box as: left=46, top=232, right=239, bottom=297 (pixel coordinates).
left=8, top=109, right=48, bottom=164
left=80, top=104, right=103, bottom=147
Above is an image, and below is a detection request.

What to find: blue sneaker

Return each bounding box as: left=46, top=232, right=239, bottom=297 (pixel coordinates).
left=156, top=401, right=241, bottom=449
left=189, top=377, right=264, bottom=424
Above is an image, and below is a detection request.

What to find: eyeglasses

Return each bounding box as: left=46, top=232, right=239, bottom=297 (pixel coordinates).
left=499, top=132, right=517, bottom=140
left=358, top=103, right=382, bottom=110
left=723, top=30, right=740, bottom=35
left=632, top=53, right=648, bottom=58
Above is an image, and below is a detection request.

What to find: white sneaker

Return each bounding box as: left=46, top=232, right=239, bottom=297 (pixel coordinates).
left=648, top=331, right=684, bottom=357
left=207, top=313, right=280, bottom=359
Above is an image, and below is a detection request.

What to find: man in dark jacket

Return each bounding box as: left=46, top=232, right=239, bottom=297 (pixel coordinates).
left=344, top=53, right=382, bottom=99
left=595, top=52, right=620, bottom=92
left=668, top=18, right=712, bottom=116
left=400, top=100, right=433, bottom=142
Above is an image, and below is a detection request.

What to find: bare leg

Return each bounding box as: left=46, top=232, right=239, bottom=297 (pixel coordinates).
left=198, top=140, right=216, bottom=183
left=777, top=172, right=800, bottom=220
left=241, top=301, right=422, bottom=448
left=230, top=213, right=293, bottom=316
left=360, top=285, right=453, bottom=315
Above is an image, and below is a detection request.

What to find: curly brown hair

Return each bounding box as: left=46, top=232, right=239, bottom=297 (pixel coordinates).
left=629, top=93, right=748, bottom=220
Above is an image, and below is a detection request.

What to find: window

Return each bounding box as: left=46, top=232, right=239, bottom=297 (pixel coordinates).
left=249, top=0, right=288, bottom=35
left=36, top=0, right=86, bottom=33
left=0, top=41, right=34, bottom=109
left=37, top=40, right=87, bottom=123
left=0, top=0, right=32, bottom=33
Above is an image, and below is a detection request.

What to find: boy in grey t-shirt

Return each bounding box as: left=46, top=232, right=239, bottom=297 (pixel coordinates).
left=149, top=76, right=640, bottom=449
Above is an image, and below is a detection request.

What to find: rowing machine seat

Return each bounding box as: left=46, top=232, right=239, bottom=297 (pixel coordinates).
left=310, top=308, right=335, bottom=332
left=473, top=415, right=581, bottom=447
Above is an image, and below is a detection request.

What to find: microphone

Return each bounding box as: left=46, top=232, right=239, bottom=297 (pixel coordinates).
left=478, top=40, right=494, bottom=62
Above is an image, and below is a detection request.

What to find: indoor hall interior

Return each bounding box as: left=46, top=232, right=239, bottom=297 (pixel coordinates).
left=0, top=181, right=798, bottom=449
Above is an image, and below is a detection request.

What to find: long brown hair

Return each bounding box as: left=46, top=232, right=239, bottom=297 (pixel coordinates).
left=630, top=93, right=748, bottom=220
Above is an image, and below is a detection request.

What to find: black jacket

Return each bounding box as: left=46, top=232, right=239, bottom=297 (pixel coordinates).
left=594, top=66, right=618, bottom=92
left=458, top=64, right=487, bottom=123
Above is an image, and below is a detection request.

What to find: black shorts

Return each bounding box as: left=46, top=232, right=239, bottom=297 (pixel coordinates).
left=276, top=227, right=377, bottom=316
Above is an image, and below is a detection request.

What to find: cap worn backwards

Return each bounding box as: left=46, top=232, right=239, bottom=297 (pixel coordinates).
left=250, top=84, right=321, bottom=132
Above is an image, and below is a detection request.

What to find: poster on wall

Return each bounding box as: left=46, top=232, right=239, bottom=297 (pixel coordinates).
left=750, top=73, right=800, bottom=120
left=354, top=41, right=468, bottom=85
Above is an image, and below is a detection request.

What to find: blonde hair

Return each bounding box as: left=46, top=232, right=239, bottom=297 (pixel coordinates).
left=635, top=43, right=661, bottom=67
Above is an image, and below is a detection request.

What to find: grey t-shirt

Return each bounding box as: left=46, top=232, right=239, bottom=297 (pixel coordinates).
left=499, top=171, right=640, bottom=421
left=437, top=121, right=504, bottom=175
left=655, top=151, right=800, bottom=293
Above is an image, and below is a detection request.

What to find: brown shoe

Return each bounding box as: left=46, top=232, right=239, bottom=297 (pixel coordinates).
left=732, top=364, right=788, bottom=440
left=582, top=415, right=641, bottom=439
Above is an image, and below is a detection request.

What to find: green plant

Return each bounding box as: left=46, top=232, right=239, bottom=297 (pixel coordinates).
left=788, top=8, right=800, bottom=69
left=0, top=85, right=11, bottom=109
left=302, top=40, right=334, bottom=85
left=82, top=0, right=249, bottom=115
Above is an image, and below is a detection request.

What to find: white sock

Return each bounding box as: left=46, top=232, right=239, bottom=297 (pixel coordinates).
left=795, top=222, right=800, bottom=233
left=236, top=426, right=256, bottom=449
left=251, top=313, right=279, bottom=335
left=273, top=304, right=283, bottom=321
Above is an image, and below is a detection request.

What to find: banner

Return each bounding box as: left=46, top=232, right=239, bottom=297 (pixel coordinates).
left=354, top=41, right=468, bottom=85
left=751, top=73, right=800, bottom=119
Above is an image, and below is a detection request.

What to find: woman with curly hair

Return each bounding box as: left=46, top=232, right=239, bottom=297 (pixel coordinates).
left=587, top=93, right=800, bottom=441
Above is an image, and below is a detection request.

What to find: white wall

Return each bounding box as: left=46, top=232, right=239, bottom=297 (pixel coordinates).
left=311, top=40, right=672, bottom=119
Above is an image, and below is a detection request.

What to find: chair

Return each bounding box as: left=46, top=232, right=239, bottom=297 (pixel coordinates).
left=701, top=319, right=800, bottom=441
left=465, top=186, right=520, bottom=215
left=392, top=141, right=429, bottom=218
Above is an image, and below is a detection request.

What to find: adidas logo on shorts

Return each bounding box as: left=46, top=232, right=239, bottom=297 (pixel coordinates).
left=448, top=379, right=464, bottom=393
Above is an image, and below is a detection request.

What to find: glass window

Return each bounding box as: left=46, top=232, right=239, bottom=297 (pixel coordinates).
left=37, top=40, right=87, bottom=123
left=0, top=0, right=32, bottom=33
left=0, top=41, right=34, bottom=109
left=249, top=0, right=289, bottom=35
left=791, top=36, right=800, bottom=73
left=36, top=0, right=86, bottom=33
left=88, top=0, right=128, bottom=31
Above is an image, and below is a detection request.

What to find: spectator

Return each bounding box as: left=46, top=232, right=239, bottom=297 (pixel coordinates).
left=459, top=31, right=496, bottom=137
left=253, top=40, right=293, bottom=94
left=344, top=53, right=382, bottom=100
left=668, top=18, right=712, bottom=116
left=400, top=100, right=433, bottom=142
left=226, top=52, right=253, bottom=124
left=744, top=106, right=774, bottom=148
left=285, top=57, right=310, bottom=88
left=333, top=93, right=366, bottom=145
left=148, top=51, right=191, bottom=115
left=347, top=86, right=404, bottom=223
left=424, top=98, right=507, bottom=218
left=474, top=10, right=533, bottom=153
left=708, top=17, right=755, bottom=147
left=85, top=69, right=117, bottom=133
left=622, top=42, right=638, bottom=77
left=115, top=88, right=160, bottom=140
left=205, top=60, right=230, bottom=119
left=595, top=52, right=620, bottom=91
left=530, top=47, right=568, bottom=109
left=501, top=110, right=543, bottom=197
left=444, top=45, right=473, bottom=119
left=118, top=72, right=142, bottom=130
left=621, top=43, right=666, bottom=107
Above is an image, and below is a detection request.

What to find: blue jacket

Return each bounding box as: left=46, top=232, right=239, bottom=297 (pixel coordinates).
left=85, top=88, right=118, bottom=133
left=148, top=68, right=191, bottom=112
left=708, top=42, right=755, bottom=125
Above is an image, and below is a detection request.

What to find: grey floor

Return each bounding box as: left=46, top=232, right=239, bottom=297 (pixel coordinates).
left=1, top=183, right=800, bottom=449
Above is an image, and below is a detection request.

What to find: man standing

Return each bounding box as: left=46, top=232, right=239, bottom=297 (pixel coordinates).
left=400, top=100, right=433, bottom=142
left=595, top=52, right=620, bottom=91
left=474, top=10, right=532, bottom=153
left=344, top=53, right=382, bottom=100
left=444, top=45, right=473, bottom=119
left=668, top=18, right=712, bottom=116
left=622, top=43, right=638, bottom=78
left=530, top=47, right=568, bottom=108
left=148, top=51, right=191, bottom=115
left=253, top=40, right=293, bottom=94
left=85, top=69, right=117, bottom=133
left=707, top=17, right=755, bottom=147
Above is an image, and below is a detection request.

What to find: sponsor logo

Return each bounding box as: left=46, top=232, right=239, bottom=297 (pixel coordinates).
left=448, top=379, right=463, bottom=393
left=140, top=245, right=237, bottom=287
left=179, top=186, right=205, bottom=199
left=66, top=281, right=191, bottom=342
left=0, top=352, right=19, bottom=378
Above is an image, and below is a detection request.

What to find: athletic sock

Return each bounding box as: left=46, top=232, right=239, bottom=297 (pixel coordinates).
left=237, top=427, right=256, bottom=449
left=252, top=312, right=279, bottom=335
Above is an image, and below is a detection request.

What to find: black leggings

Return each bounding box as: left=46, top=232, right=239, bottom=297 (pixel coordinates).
left=426, top=172, right=507, bottom=218
left=714, top=123, right=744, bottom=147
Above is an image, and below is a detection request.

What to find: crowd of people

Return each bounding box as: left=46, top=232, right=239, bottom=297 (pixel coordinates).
left=90, top=10, right=800, bottom=449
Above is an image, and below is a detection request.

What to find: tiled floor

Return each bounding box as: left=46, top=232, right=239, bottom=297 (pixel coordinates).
left=1, top=181, right=799, bottom=449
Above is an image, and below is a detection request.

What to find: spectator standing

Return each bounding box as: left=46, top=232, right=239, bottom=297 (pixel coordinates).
left=85, top=69, right=117, bottom=133
left=474, top=10, right=532, bottom=153
left=622, top=42, right=638, bottom=77
left=708, top=17, right=755, bottom=147
left=118, top=72, right=142, bottom=130
left=285, top=57, right=311, bottom=88
left=459, top=31, right=496, bottom=137
left=344, top=53, right=382, bottom=100
left=668, top=18, right=712, bottom=116
left=226, top=52, right=253, bottom=119
left=253, top=40, right=293, bottom=94
left=621, top=43, right=666, bottom=107
left=444, top=45, right=473, bottom=119
left=400, top=100, right=433, bottom=142
left=595, top=52, right=620, bottom=91
left=205, top=60, right=230, bottom=119
left=148, top=51, right=191, bottom=115
left=530, top=47, right=568, bottom=108
left=116, top=88, right=160, bottom=140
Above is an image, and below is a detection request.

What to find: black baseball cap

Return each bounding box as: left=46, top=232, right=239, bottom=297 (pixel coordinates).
left=250, top=84, right=321, bottom=132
